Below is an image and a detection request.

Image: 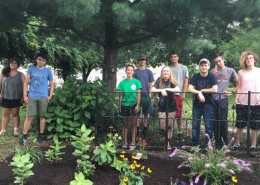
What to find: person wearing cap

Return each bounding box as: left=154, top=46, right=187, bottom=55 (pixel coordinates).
left=133, top=54, right=154, bottom=140
left=211, top=53, right=238, bottom=149
left=188, top=58, right=218, bottom=146
left=170, top=52, right=189, bottom=141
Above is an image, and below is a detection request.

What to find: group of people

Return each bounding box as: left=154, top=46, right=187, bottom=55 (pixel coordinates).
left=0, top=53, right=54, bottom=145
left=117, top=51, right=260, bottom=153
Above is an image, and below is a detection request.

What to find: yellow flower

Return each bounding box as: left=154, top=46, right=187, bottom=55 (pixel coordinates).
left=231, top=176, right=238, bottom=183
left=123, top=158, right=128, bottom=161
left=121, top=151, right=126, bottom=154
left=133, top=160, right=137, bottom=164
left=135, top=163, right=141, bottom=168
left=147, top=168, right=152, bottom=173
left=120, top=155, right=125, bottom=158
left=122, top=183, right=127, bottom=185
left=117, top=160, right=122, bottom=163
left=130, top=164, right=136, bottom=170
left=132, top=156, right=136, bottom=159
left=141, top=166, right=145, bottom=170
left=123, top=176, right=128, bottom=182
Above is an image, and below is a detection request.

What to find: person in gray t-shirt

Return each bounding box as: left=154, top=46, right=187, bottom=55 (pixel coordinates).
left=211, top=53, right=238, bottom=148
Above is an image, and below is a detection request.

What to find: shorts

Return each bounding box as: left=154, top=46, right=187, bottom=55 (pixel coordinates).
left=174, top=95, right=183, bottom=118
left=140, top=96, right=152, bottom=114
left=121, top=104, right=137, bottom=117
left=0, top=98, right=22, bottom=108
left=26, top=98, right=48, bottom=117
left=235, top=104, right=260, bottom=130
left=158, top=96, right=177, bottom=113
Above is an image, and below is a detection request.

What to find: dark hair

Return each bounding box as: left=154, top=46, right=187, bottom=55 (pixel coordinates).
left=1, top=58, right=21, bottom=77
left=36, top=52, right=49, bottom=61
left=125, top=64, right=135, bottom=70
left=170, top=51, right=179, bottom=57
left=213, top=53, right=224, bottom=60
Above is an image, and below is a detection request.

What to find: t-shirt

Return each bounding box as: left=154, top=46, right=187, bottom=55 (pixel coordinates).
left=134, top=68, right=154, bottom=96
left=189, top=73, right=218, bottom=107
left=153, top=78, right=177, bottom=112
left=170, top=64, right=189, bottom=95
left=236, top=68, right=260, bottom=105
left=117, top=78, right=142, bottom=106
left=27, top=66, right=53, bottom=98
left=211, top=67, right=237, bottom=100
left=1, top=72, right=23, bottom=100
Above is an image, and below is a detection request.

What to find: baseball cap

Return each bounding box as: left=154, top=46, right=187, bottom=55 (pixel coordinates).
left=137, top=54, right=146, bottom=61
left=198, top=58, right=210, bottom=65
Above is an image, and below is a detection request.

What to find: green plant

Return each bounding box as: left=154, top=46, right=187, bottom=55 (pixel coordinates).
left=133, top=137, right=148, bottom=160
left=76, top=159, right=96, bottom=178
left=91, top=140, right=117, bottom=165
left=13, top=145, right=43, bottom=164
left=169, top=134, right=252, bottom=185
left=111, top=151, right=151, bottom=185
left=70, top=172, right=93, bottom=185
left=107, top=125, right=122, bottom=148
left=9, top=153, right=34, bottom=185
left=44, top=135, right=65, bottom=164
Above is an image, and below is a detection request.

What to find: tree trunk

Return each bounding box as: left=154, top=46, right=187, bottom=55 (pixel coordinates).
left=102, top=46, right=119, bottom=91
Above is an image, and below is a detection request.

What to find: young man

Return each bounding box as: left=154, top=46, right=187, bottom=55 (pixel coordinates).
left=234, top=51, right=260, bottom=155
left=19, top=53, right=54, bottom=144
left=134, top=54, right=154, bottom=139
left=211, top=54, right=238, bottom=149
left=170, top=52, right=189, bottom=140
left=188, top=58, right=218, bottom=146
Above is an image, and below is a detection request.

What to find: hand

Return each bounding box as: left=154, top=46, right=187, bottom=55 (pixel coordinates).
left=161, top=89, right=168, bottom=96
left=47, top=96, right=52, bottom=102
left=24, top=97, right=29, bottom=104
left=212, top=65, right=219, bottom=75
left=134, top=104, right=139, bottom=113
left=198, top=92, right=205, bottom=102
left=223, top=91, right=232, bottom=97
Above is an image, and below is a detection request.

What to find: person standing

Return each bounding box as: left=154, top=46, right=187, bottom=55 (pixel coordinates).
left=234, top=51, right=260, bottom=155
left=19, top=53, right=54, bottom=144
left=134, top=54, right=154, bottom=140
left=152, top=66, right=180, bottom=150
left=118, top=65, right=142, bottom=149
left=0, top=58, right=25, bottom=136
left=170, top=52, right=189, bottom=140
left=188, top=58, right=218, bottom=146
left=211, top=54, right=238, bottom=149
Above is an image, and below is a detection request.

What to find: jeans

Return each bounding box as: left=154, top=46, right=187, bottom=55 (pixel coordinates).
left=212, top=99, right=228, bottom=148
left=192, top=104, right=213, bottom=146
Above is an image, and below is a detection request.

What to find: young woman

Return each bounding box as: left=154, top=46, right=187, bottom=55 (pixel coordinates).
left=0, top=58, right=25, bottom=136
left=234, top=51, right=260, bottom=154
left=152, top=66, right=180, bottom=150
left=117, top=65, right=142, bottom=149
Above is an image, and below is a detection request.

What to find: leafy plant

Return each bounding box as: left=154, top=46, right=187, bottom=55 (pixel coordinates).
left=91, top=140, right=117, bottom=165
left=133, top=137, right=148, bottom=160
left=107, top=125, right=122, bottom=148
left=9, top=153, right=34, bottom=185
left=76, top=159, right=96, bottom=178
left=12, top=145, right=43, bottom=164
left=70, top=172, right=93, bottom=185
left=169, top=134, right=252, bottom=185
left=44, top=135, right=65, bottom=164
left=111, top=151, right=152, bottom=185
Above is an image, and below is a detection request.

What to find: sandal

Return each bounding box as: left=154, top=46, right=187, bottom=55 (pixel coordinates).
left=0, top=130, right=6, bottom=136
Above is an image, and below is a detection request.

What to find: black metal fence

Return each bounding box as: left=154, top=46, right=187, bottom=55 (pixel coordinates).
left=94, top=91, right=260, bottom=154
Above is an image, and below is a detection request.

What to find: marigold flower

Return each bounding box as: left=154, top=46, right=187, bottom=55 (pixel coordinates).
left=132, top=156, right=136, bottom=159
left=141, top=166, right=145, bottom=170
left=133, top=160, right=137, bottom=164
left=122, top=183, right=127, bottom=185
left=147, top=168, right=152, bottom=173
left=121, top=151, right=126, bottom=154
left=123, top=176, right=128, bottom=182
left=120, top=155, right=125, bottom=158
left=135, top=163, right=141, bottom=168
left=130, top=164, right=135, bottom=170
left=231, top=176, right=238, bottom=183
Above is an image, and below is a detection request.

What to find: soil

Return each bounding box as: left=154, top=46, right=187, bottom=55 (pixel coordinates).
left=1, top=143, right=260, bottom=185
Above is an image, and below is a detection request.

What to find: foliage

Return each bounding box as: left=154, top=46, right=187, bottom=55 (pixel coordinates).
left=111, top=151, right=151, bottom=185
left=76, top=159, right=95, bottom=179
left=9, top=153, right=34, bottom=185
left=44, top=135, right=65, bottom=164
left=91, top=140, right=117, bottom=166
left=70, top=172, right=93, bottom=185
left=169, top=134, right=252, bottom=185
left=45, top=77, right=116, bottom=140
left=133, top=137, right=148, bottom=160
left=12, top=145, right=43, bottom=164
left=169, top=177, right=186, bottom=185
left=107, top=125, right=122, bottom=148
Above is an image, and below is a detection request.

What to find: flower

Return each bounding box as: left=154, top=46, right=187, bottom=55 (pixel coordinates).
left=231, top=176, right=238, bottom=183
left=141, top=166, right=145, bottom=170
left=204, top=164, right=210, bottom=168
left=229, top=169, right=235, bottom=174
left=203, top=179, right=207, bottom=185
left=147, top=168, right=152, bottom=173
left=130, top=164, right=135, bottom=170
left=195, top=176, right=200, bottom=183
left=178, top=164, right=183, bottom=169
left=123, top=176, right=128, bottom=182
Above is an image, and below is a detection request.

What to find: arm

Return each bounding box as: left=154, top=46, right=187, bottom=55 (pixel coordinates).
left=235, top=71, right=242, bottom=103
left=0, top=74, right=3, bottom=100
left=149, top=82, right=153, bottom=98
left=48, top=80, right=55, bottom=101
left=181, top=78, right=188, bottom=100
left=165, top=85, right=180, bottom=93
left=20, top=73, right=25, bottom=103
left=118, top=91, right=122, bottom=113
left=23, top=74, right=30, bottom=104
left=135, top=89, right=141, bottom=113
left=188, top=84, right=205, bottom=102
left=200, top=85, right=218, bottom=93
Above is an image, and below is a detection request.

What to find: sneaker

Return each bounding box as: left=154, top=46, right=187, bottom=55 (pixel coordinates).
left=38, top=133, right=45, bottom=143
left=129, top=143, right=136, bottom=150
left=122, top=142, right=128, bottom=149
left=167, top=142, right=171, bottom=150
left=233, top=144, right=240, bottom=151
left=19, top=134, right=27, bottom=145
left=250, top=147, right=257, bottom=156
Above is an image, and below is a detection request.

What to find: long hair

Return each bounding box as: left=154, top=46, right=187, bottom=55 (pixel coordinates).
left=158, top=66, right=179, bottom=89
left=239, top=51, right=259, bottom=68
left=1, top=58, right=21, bottom=77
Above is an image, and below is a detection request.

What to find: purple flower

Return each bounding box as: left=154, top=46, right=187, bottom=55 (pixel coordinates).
left=208, top=146, right=213, bottom=151
left=205, top=164, right=210, bottom=168
left=229, top=169, right=235, bottom=174
left=203, top=179, right=207, bottom=185
left=233, top=161, right=241, bottom=167
left=169, top=148, right=179, bottom=158
left=188, top=157, right=192, bottom=161
left=190, top=181, right=194, bottom=185
left=225, top=149, right=231, bottom=153
left=217, top=163, right=226, bottom=168
left=204, top=133, right=209, bottom=137
left=231, top=137, right=235, bottom=141
left=181, top=182, right=186, bottom=185
left=178, top=164, right=183, bottom=169
left=182, top=145, right=186, bottom=149
left=175, top=178, right=179, bottom=183
left=195, top=176, right=200, bottom=183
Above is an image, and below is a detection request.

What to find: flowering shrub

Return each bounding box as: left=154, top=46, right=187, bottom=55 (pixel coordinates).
left=132, top=137, right=148, bottom=160
left=169, top=177, right=186, bottom=185
left=169, top=134, right=252, bottom=185
left=111, top=151, right=152, bottom=185
left=107, top=125, right=122, bottom=148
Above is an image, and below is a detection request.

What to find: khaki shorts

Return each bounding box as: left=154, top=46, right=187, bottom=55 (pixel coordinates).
left=26, top=98, right=48, bottom=117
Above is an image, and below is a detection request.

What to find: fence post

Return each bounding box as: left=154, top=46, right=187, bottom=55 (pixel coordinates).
left=246, top=91, right=251, bottom=157
left=95, top=91, right=99, bottom=146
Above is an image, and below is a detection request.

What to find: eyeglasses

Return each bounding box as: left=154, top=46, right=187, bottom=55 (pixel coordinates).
left=214, top=60, right=222, bottom=64
left=247, top=57, right=254, bottom=60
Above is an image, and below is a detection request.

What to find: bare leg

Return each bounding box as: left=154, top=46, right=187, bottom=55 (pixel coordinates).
left=1, top=108, right=11, bottom=134
left=122, top=118, right=128, bottom=143
left=251, top=130, right=258, bottom=147
left=22, top=116, right=34, bottom=134
left=235, top=128, right=243, bottom=145
left=39, top=116, right=46, bottom=133
left=11, top=107, right=20, bottom=135
left=131, top=116, right=137, bottom=144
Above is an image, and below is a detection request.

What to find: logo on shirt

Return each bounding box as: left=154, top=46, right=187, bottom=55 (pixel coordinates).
left=131, top=84, right=137, bottom=90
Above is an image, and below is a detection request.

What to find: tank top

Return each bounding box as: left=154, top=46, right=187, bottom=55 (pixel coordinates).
left=1, top=72, right=23, bottom=100
left=236, top=68, right=260, bottom=105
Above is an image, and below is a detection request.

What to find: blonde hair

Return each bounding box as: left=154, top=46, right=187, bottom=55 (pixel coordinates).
left=239, top=51, right=259, bottom=68
left=158, top=66, right=179, bottom=89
